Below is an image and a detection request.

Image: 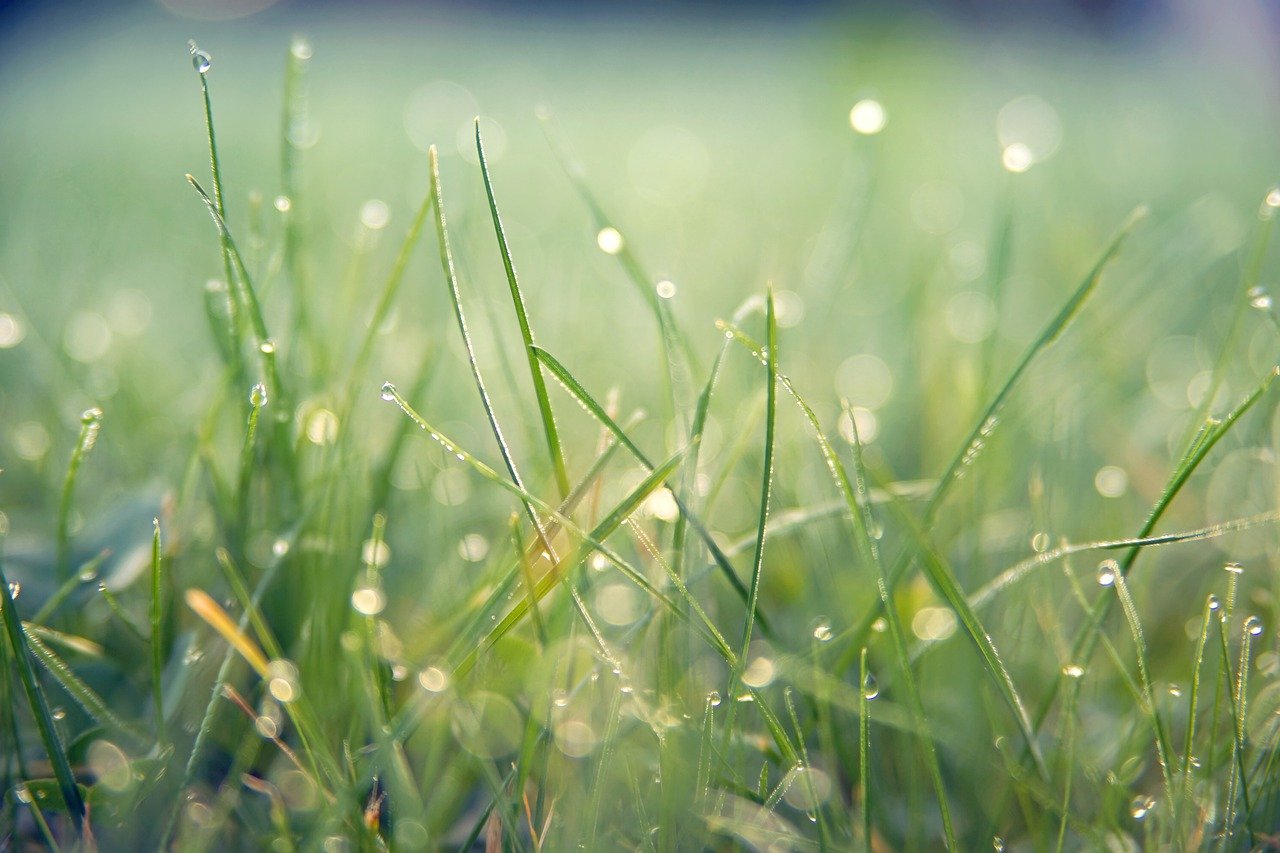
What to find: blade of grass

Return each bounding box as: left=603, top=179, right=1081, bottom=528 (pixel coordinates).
left=150, top=519, right=166, bottom=744
left=477, top=120, right=570, bottom=498
left=188, top=41, right=244, bottom=378
left=0, top=554, right=85, bottom=828
left=20, top=627, right=149, bottom=751
left=427, top=145, right=557, bottom=563
left=56, top=408, right=103, bottom=584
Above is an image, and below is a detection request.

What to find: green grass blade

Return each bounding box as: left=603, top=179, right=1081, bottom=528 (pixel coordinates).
left=150, top=518, right=166, bottom=745
left=56, top=408, right=103, bottom=584
left=1108, top=570, right=1176, bottom=805
left=188, top=41, right=244, bottom=377
left=476, top=120, right=571, bottom=499
left=0, top=555, right=85, bottom=828
left=858, top=646, right=872, bottom=852
left=20, top=627, right=149, bottom=751
left=427, top=145, right=556, bottom=561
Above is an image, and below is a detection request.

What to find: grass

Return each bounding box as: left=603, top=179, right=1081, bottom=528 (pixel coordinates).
left=3, top=23, right=1280, bottom=850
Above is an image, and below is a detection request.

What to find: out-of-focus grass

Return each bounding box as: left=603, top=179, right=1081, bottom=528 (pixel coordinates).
left=2, top=5, right=1280, bottom=849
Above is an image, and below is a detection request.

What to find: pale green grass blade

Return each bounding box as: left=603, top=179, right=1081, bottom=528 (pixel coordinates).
left=477, top=120, right=570, bottom=498
left=186, top=175, right=285, bottom=405
left=969, top=509, right=1280, bottom=610
left=56, top=408, right=103, bottom=584
left=1108, top=570, right=1176, bottom=807
left=0, top=555, right=85, bottom=828
left=1177, top=594, right=1218, bottom=839
left=858, top=646, right=871, bottom=852
left=718, top=286, right=780, bottom=787
left=278, top=38, right=318, bottom=372
left=340, top=172, right=434, bottom=425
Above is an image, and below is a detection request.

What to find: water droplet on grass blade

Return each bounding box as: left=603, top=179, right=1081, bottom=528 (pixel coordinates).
left=1130, top=794, right=1156, bottom=820
left=188, top=42, right=211, bottom=75
left=290, top=38, right=313, bottom=61
left=1246, top=615, right=1264, bottom=636
left=849, top=99, right=887, bottom=135
left=418, top=666, right=449, bottom=692
left=862, top=672, right=879, bottom=700
left=1249, top=286, right=1273, bottom=310
left=1096, top=560, right=1118, bottom=587
left=1208, top=594, right=1221, bottom=611
left=812, top=619, right=833, bottom=642
left=1224, top=562, right=1244, bottom=575
left=250, top=383, right=268, bottom=407
left=1062, top=663, right=1085, bottom=679
left=380, top=382, right=396, bottom=401
left=707, top=691, right=721, bottom=707
left=351, top=586, right=385, bottom=616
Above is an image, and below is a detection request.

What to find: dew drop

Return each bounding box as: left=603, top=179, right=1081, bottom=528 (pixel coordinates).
left=992, top=837, right=1005, bottom=852
left=249, top=382, right=268, bottom=408
left=273, top=195, right=292, bottom=214
left=1030, top=531, right=1050, bottom=553
left=1267, top=188, right=1280, bottom=209
left=707, top=691, right=722, bottom=707
left=351, top=586, right=386, bottom=616
left=51, top=707, right=66, bottom=721
left=14, top=784, right=32, bottom=804
left=849, top=99, right=887, bottom=135
left=1224, top=562, right=1244, bottom=575
left=380, top=382, right=396, bottom=402
left=551, top=688, right=569, bottom=708
left=812, top=619, right=833, bottom=643
left=1208, top=594, right=1221, bottom=611
left=1249, top=286, right=1273, bottom=311
left=1168, top=683, right=1183, bottom=698
left=78, top=564, right=98, bottom=582
left=655, top=279, right=676, bottom=299
left=1062, top=663, right=1085, bottom=679
left=1002, top=143, right=1033, bottom=173
left=418, top=666, right=449, bottom=693
left=259, top=340, right=276, bottom=356
left=1246, top=615, right=1264, bottom=636
left=266, top=660, right=300, bottom=703
left=6, top=582, right=19, bottom=600
left=290, top=38, right=313, bottom=61
left=1096, top=559, right=1118, bottom=587
left=81, top=406, right=103, bottom=425
left=1130, top=794, right=1156, bottom=820
left=596, top=226, right=624, bottom=255
left=862, top=673, right=879, bottom=700
left=188, top=42, right=211, bottom=75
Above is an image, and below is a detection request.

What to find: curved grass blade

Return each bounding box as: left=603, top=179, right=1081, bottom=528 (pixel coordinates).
left=21, top=628, right=149, bottom=751
left=0, top=555, right=85, bottom=828
left=477, top=120, right=570, bottom=498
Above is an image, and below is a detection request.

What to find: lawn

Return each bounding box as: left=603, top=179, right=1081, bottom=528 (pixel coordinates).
left=2, top=3, right=1280, bottom=849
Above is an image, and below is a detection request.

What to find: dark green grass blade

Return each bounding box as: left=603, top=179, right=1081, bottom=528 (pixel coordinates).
left=0, top=555, right=85, bottom=828
left=476, top=120, right=570, bottom=498
left=530, top=343, right=769, bottom=632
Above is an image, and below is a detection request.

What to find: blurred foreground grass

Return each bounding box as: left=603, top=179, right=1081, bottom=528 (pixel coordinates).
left=2, top=8, right=1280, bottom=849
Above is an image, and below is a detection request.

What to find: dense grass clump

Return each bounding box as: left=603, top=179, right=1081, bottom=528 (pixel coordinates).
left=4, top=32, right=1280, bottom=850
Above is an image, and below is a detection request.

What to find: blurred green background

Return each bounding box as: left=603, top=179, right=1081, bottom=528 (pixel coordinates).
left=3, top=2, right=1280, bottom=842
